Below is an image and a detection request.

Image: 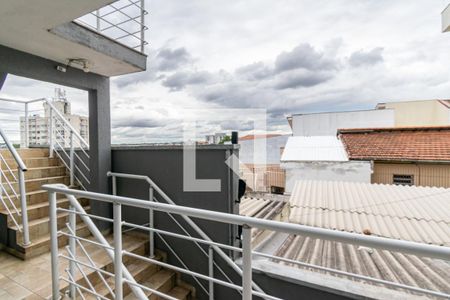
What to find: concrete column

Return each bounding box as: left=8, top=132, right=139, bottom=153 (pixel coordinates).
left=88, top=79, right=112, bottom=228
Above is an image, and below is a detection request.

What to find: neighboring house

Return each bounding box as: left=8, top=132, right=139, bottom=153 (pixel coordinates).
left=241, top=180, right=450, bottom=299
left=376, top=99, right=450, bottom=127
left=280, top=136, right=372, bottom=193
left=339, top=126, right=450, bottom=188
left=289, top=109, right=394, bottom=136
left=443, top=3, right=450, bottom=32
left=20, top=91, right=88, bottom=147
left=239, top=134, right=289, bottom=193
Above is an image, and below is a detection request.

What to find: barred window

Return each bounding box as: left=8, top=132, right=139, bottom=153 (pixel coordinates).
left=393, top=174, right=414, bottom=186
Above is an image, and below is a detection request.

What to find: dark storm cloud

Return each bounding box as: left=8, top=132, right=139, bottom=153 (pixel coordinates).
left=274, top=70, right=334, bottom=89
left=274, top=43, right=338, bottom=73
left=155, top=47, right=193, bottom=71
left=349, top=47, right=384, bottom=67
left=113, top=46, right=194, bottom=88
left=162, top=71, right=213, bottom=91
left=112, top=118, right=165, bottom=128
left=235, top=62, right=273, bottom=80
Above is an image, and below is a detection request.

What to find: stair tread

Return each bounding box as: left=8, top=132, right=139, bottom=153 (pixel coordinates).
left=0, top=198, right=69, bottom=214
left=141, top=269, right=176, bottom=292
left=6, top=175, right=69, bottom=184
left=11, top=205, right=91, bottom=230
left=167, top=286, right=191, bottom=299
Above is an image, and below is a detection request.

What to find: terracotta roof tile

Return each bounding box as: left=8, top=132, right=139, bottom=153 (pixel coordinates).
left=338, top=127, right=450, bottom=161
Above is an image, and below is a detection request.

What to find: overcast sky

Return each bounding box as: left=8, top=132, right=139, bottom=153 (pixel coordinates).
left=1, top=0, right=450, bottom=143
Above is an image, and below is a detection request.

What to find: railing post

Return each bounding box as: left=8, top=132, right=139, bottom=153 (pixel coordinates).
left=49, top=191, right=60, bottom=300
left=96, top=10, right=101, bottom=31
left=149, top=186, right=154, bottom=258
left=242, top=225, right=252, bottom=300
left=49, top=108, right=54, bottom=158
left=69, top=131, right=74, bottom=186
left=112, top=175, right=117, bottom=196
left=208, top=246, right=214, bottom=300
left=140, top=0, right=145, bottom=52
left=68, top=204, right=76, bottom=299
left=24, top=102, right=29, bottom=148
left=114, top=202, right=123, bottom=300
left=18, top=168, right=30, bottom=246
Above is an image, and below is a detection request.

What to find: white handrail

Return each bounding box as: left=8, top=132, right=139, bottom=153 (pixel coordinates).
left=0, top=128, right=30, bottom=246
left=55, top=188, right=147, bottom=300
left=44, top=98, right=89, bottom=148
left=43, top=184, right=450, bottom=260
left=43, top=184, right=450, bottom=300
left=107, top=171, right=262, bottom=296
left=0, top=128, right=27, bottom=171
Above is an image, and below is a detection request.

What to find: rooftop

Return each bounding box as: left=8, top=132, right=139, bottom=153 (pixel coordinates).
left=280, top=136, right=349, bottom=162
left=240, top=181, right=450, bottom=298
left=339, top=126, right=450, bottom=162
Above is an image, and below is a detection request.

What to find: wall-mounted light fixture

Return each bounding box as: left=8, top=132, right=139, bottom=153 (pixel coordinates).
left=56, top=58, right=91, bottom=73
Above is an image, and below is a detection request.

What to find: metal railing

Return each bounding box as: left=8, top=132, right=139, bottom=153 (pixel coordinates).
left=107, top=171, right=264, bottom=298
left=75, top=0, right=148, bottom=52
left=43, top=184, right=450, bottom=300
left=0, top=97, right=90, bottom=190
left=0, top=128, right=30, bottom=246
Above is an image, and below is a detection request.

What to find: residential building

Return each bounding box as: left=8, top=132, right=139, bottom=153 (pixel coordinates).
left=443, top=3, right=450, bottom=32
left=280, top=136, right=371, bottom=193
left=205, top=132, right=227, bottom=144
left=339, top=126, right=450, bottom=188
left=20, top=89, right=89, bottom=147
left=289, top=109, right=394, bottom=136
left=241, top=180, right=450, bottom=299
left=376, top=99, right=450, bottom=127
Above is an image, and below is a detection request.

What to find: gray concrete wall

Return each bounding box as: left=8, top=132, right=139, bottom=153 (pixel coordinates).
left=111, top=145, right=241, bottom=300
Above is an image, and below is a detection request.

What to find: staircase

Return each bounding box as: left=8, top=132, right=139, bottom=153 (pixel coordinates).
left=0, top=148, right=91, bottom=259
left=0, top=148, right=195, bottom=299
left=62, top=233, right=195, bottom=300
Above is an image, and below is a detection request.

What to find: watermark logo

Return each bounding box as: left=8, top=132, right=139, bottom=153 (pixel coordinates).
left=182, top=108, right=267, bottom=192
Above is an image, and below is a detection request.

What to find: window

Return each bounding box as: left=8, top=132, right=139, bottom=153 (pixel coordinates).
left=393, top=174, right=414, bottom=186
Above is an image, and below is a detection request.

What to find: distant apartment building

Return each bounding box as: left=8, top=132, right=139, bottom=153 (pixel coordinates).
left=20, top=90, right=88, bottom=147
left=376, top=99, right=450, bottom=127
left=205, top=132, right=227, bottom=144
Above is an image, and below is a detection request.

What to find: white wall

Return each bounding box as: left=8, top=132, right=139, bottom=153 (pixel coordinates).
left=292, top=109, right=394, bottom=136
left=282, top=161, right=372, bottom=193
left=240, top=135, right=289, bottom=165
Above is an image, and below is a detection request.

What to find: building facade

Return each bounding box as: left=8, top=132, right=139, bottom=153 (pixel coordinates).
left=20, top=90, right=88, bottom=147
left=376, top=99, right=450, bottom=127
left=339, top=127, right=450, bottom=188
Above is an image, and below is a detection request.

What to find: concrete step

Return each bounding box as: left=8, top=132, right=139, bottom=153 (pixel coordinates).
left=2, top=166, right=67, bottom=181
left=0, top=148, right=49, bottom=159
left=4, top=157, right=62, bottom=168
left=2, top=197, right=90, bottom=227
left=13, top=205, right=91, bottom=243
left=8, top=222, right=91, bottom=260
left=1, top=175, right=69, bottom=194
left=0, top=189, right=65, bottom=212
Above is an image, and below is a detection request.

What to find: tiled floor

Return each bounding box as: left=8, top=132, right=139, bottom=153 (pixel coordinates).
left=0, top=249, right=53, bottom=299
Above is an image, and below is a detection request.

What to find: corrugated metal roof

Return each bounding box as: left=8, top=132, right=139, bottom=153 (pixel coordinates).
left=288, top=180, right=450, bottom=246
left=273, top=235, right=450, bottom=296
left=243, top=182, right=450, bottom=297
left=280, top=136, right=348, bottom=162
